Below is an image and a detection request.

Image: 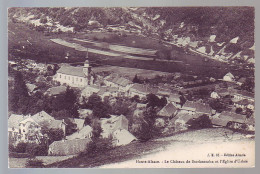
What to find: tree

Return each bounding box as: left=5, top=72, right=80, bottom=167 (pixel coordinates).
left=93, top=102, right=111, bottom=118
left=86, top=94, right=102, bottom=109
left=111, top=97, right=131, bottom=116
left=9, top=71, right=30, bottom=114
left=235, top=108, right=243, bottom=114
left=40, top=17, right=48, bottom=24
left=133, top=74, right=141, bottom=84
left=159, top=97, right=167, bottom=108
left=136, top=107, right=159, bottom=141
left=146, top=93, right=161, bottom=108
left=91, top=119, right=102, bottom=139
left=131, top=95, right=140, bottom=103
left=188, top=115, right=212, bottom=129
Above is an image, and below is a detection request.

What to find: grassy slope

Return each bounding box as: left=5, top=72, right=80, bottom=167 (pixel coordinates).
left=46, top=128, right=253, bottom=168
left=46, top=140, right=170, bottom=168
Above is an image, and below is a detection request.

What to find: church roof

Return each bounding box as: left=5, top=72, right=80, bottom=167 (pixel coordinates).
left=57, top=66, right=86, bottom=77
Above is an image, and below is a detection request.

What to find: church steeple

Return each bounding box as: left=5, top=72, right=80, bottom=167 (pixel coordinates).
left=83, top=50, right=92, bottom=84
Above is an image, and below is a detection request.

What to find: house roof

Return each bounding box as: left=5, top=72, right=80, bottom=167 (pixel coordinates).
left=31, top=111, right=55, bottom=125
left=195, top=102, right=212, bottom=114
left=157, top=88, right=171, bottom=96
left=81, top=85, right=100, bottom=95
left=113, top=129, right=137, bottom=144
left=101, top=115, right=128, bottom=135
left=57, top=66, right=85, bottom=77
left=224, top=72, right=234, bottom=79
left=70, top=118, right=85, bottom=130
left=26, top=83, right=37, bottom=93
left=168, top=93, right=181, bottom=103
left=66, top=125, right=93, bottom=140
left=49, top=138, right=91, bottom=156
left=8, top=114, right=29, bottom=129
left=157, top=103, right=177, bottom=117
left=46, top=86, right=67, bottom=96
left=182, top=101, right=212, bottom=114
left=175, top=113, right=193, bottom=123
left=106, top=76, right=132, bottom=87
left=235, top=90, right=254, bottom=99
left=130, top=84, right=158, bottom=95
left=19, top=117, right=39, bottom=125
left=47, top=120, right=65, bottom=129
left=237, top=77, right=247, bottom=84
left=113, top=77, right=132, bottom=87
left=181, top=101, right=197, bottom=111
left=211, top=111, right=247, bottom=126
left=235, top=99, right=252, bottom=106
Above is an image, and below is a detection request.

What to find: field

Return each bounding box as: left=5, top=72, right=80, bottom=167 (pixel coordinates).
left=92, top=65, right=173, bottom=79
left=79, top=32, right=167, bottom=50
left=8, top=20, right=253, bottom=79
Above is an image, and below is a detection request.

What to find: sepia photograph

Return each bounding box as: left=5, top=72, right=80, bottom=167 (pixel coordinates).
left=7, top=7, right=255, bottom=168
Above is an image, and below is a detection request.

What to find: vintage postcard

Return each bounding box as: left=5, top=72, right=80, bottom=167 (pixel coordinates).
left=8, top=7, right=255, bottom=168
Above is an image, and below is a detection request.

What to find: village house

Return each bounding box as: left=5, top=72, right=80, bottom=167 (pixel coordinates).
left=210, top=111, right=250, bottom=129
left=112, top=129, right=137, bottom=146
left=26, top=83, right=37, bottom=96
left=236, top=77, right=247, bottom=86
left=157, top=103, right=178, bottom=119
left=44, top=86, right=67, bottom=96
left=100, top=115, right=129, bottom=138
left=170, top=112, right=202, bottom=132
left=104, top=76, right=133, bottom=94
left=78, top=109, right=93, bottom=119
left=181, top=101, right=213, bottom=115
left=54, top=60, right=94, bottom=88
left=8, top=111, right=67, bottom=144
left=223, top=72, right=235, bottom=82
left=167, top=93, right=182, bottom=107
left=233, top=99, right=254, bottom=110
left=100, top=115, right=136, bottom=146
left=81, top=85, right=101, bottom=98
left=8, top=114, right=29, bottom=144
left=48, top=138, right=91, bottom=156
left=210, top=91, right=220, bottom=99
left=129, top=84, right=158, bottom=99
left=233, top=90, right=254, bottom=102
left=66, top=125, right=93, bottom=140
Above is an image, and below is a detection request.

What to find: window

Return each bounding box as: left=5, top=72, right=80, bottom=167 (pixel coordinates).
left=68, top=76, right=70, bottom=80
left=23, top=129, right=25, bottom=133
left=60, top=75, right=62, bottom=78
left=80, top=78, right=82, bottom=82
left=64, top=76, right=66, bottom=79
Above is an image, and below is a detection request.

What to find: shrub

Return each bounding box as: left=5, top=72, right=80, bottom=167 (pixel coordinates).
left=25, top=143, right=48, bottom=157
left=25, top=158, right=45, bottom=168
left=15, top=142, right=28, bottom=153
left=188, top=115, right=212, bottom=129
left=80, top=137, right=113, bottom=157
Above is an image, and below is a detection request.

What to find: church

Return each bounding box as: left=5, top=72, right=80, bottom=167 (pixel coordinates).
left=54, top=58, right=94, bottom=88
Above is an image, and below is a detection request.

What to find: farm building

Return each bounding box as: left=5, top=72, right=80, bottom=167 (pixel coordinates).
left=66, top=125, right=93, bottom=140
left=157, top=103, right=178, bottom=118
left=48, top=138, right=92, bottom=156
left=100, top=115, right=129, bottom=138
left=112, top=129, right=137, bottom=146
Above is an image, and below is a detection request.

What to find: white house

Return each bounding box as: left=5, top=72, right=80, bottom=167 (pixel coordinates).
left=210, top=91, right=220, bottom=99
left=112, top=129, right=137, bottom=146
left=66, top=125, right=93, bottom=140
left=100, top=115, right=129, bottom=138
left=223, top=72, right=235, bottom=82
